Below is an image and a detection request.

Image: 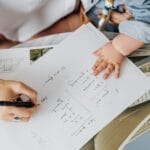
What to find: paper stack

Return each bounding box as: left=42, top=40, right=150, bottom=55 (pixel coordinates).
left=0, top=23, right=149, bottom=150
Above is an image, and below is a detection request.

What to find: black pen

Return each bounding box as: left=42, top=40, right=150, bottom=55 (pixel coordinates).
left=0, top=97, right=35, bottom=108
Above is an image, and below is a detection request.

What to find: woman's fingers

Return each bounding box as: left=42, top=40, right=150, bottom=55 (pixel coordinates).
left=14, top=106, right=37, bottom=122
left=114, top=63, right=121, bottom=78
left=2, top=113, right=30, bottom=122
left=0, top=106, right=38, bottom=122
left=10, top=106, right=37, bottom=117
left=12, top=81, right=38, bottom=104
left=103, top=63, right=114, bottom=79
left=0, top=80, right=38, bottom=122
left=0, top=113, right=13, bottom=121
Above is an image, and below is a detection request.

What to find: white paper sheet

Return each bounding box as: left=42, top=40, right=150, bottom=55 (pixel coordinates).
left=0, top=45, right=55, bottom=78
left=0, top=23, right=149, bottom=150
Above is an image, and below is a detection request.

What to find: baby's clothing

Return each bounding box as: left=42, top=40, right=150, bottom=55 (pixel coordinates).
left=86, top=0, right=150, bottom=43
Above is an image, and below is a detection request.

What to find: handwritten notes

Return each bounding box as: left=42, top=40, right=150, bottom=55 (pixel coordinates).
left=51, top=92, right=91, bottom=127
left=66, top=69, right=113, bottom=108
left=43, top=66, right=66, bottom=86
left=67, top=69, right=105, bottom=94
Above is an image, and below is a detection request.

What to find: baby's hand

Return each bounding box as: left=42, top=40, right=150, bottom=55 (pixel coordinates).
left=109, top=10, right=132, bottom=24
left=92, top=42, right=124, bottom=79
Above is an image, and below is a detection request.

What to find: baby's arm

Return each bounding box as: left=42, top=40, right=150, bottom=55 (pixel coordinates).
left=112, top=33, right=144, bottom=56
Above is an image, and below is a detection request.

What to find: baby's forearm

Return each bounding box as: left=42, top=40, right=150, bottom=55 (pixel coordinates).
left=112, top=34, right=144, bottom=56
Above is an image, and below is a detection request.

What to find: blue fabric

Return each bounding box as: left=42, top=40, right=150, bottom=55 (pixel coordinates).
left=119, top=20, right=150, bottom=43
left=125, top=0, right=150, bottom=24
left=86, top=0, right=150, bottom=43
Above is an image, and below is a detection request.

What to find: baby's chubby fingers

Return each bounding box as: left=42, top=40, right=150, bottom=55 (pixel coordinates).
left=92, top=58, right=103, bottom=71
left=114, top=63, right=121, bottom=78
left=103, top=63, right=114, bottom=79
left=93, top=60, right=108, bottom=76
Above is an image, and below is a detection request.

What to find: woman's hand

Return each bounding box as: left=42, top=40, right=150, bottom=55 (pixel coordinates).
left=0, top=80, right=38, bottom=122
left=92, top=42, right=124, bottom=79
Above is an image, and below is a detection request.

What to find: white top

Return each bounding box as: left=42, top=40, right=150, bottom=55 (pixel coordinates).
left=0, top=0, right=76, bottom=41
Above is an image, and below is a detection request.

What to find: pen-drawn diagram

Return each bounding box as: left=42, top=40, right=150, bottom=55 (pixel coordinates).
left=0, top=57, right=23, bottom=73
